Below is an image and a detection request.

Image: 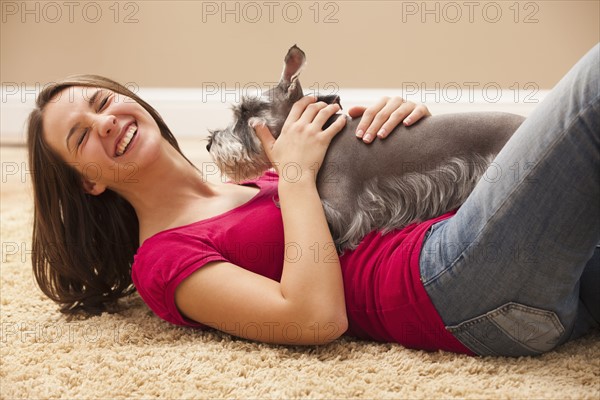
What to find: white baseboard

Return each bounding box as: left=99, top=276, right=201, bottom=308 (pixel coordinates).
left=1, top=87, right=548, bottom=143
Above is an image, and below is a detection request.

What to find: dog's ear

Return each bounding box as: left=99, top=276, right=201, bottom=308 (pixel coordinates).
left=282, top=44, right=306, bottom=84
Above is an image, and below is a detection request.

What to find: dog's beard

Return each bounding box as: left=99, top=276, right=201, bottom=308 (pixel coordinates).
left=208, top=95, right=289, bottom=182
left=209, top=127, right=272, bottom=183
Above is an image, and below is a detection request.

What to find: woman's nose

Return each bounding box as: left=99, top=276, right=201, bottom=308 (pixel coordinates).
left=98, top=115, right=117, bottom=137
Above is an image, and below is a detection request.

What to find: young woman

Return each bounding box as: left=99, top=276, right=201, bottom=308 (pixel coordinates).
left=28, top=43, right=599, bottom=357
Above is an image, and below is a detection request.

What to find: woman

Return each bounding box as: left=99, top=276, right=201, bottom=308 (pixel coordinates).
left=28, top=43, right=599, bottom=356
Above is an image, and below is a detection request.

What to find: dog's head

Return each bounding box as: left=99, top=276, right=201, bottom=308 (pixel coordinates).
left=206, top=45, right=339, bottom=182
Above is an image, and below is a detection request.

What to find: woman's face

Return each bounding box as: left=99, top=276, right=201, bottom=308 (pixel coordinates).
left=42, top=86, right=163, bottom=195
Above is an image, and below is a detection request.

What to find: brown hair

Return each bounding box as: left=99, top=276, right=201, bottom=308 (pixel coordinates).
left=27, top=75, right=193, bottom=316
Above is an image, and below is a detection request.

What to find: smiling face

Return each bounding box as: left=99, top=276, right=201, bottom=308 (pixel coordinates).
left=42, top=86, right=164, bottom=195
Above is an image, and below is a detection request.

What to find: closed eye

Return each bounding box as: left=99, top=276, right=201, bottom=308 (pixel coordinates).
left=76, top=95, right=111, bottom=150
left=76, top=128, right=88, bottom=148
left=98, top=94, right=110, bottom=111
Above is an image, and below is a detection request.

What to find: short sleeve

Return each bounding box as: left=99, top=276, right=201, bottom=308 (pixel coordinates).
left=131, top=231, right=229, bottom=327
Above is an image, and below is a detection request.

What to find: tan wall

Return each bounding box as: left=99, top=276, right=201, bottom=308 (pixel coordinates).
left=1, top=0, right=599, bottom=90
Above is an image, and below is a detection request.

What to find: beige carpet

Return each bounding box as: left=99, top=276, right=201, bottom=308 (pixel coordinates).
left=2, top=141, right=599, bottom=399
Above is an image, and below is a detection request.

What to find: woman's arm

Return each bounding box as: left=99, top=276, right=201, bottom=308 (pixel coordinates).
left=175, top=259, right=347, bottom=345
left=175, top=97, right=348, bottom=346
left=253, top=96, right=349, bottom=339
left=274, top=158, right=346, bottom=338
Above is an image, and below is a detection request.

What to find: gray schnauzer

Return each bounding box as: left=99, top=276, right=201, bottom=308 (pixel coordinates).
left=206, top=45, right=525, bottom=252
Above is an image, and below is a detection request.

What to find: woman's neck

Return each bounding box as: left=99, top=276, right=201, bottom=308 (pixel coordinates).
left=117, top=144, right=219, bottom=240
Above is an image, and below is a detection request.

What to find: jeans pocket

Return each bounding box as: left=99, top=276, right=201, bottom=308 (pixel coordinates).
left=423, top=220, right=445, bottom=242
left=446, top=302, right=565, bottom=357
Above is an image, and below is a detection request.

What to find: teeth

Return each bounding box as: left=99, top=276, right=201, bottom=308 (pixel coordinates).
left=116, top=124, right=137, bottom=156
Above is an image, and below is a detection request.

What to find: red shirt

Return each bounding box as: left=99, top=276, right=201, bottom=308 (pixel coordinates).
left=131, top=171, right=473, bottom=355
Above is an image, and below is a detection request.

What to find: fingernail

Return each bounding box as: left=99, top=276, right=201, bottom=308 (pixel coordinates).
left=356, top=129, right=364, bottom=138
left=377, top=128, right=386, bottom=138
left=363, top=133, right=372, bottom=143
left=404, top=117, right=411, bottom=125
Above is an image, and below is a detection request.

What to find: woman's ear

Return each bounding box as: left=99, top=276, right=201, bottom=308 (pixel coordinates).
left=82, top=179, right=107, bottom=196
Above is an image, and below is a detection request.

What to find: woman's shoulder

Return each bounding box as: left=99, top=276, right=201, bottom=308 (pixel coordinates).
left=135, top=225, right=224, bottom=258
left=132, top=228, right=228, bottom=286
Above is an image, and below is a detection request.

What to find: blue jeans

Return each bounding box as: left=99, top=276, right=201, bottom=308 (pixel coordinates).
left=419, top=43, right=600, bottom=357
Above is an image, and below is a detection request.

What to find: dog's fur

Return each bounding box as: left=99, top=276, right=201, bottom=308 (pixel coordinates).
left=206, top=45, right=526, bottom=251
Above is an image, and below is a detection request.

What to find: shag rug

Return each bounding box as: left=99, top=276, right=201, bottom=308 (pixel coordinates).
left=1, top=141, right=599, bottom=399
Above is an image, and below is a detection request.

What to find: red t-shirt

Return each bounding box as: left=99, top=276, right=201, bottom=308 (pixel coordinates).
left=131, top=171, right=473, bottom=355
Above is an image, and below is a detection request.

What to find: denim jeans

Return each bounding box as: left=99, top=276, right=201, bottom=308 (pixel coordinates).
left=419, top=43, right=600, bottom=357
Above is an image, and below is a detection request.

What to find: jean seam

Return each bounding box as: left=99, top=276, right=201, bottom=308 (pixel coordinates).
left=454, top=329, right=499, bottom=356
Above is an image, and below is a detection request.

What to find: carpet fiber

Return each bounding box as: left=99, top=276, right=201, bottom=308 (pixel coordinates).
left=1, top=142, right=599, bottom=399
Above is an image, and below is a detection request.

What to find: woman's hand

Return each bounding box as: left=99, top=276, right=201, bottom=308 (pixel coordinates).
left=348, top=97, right=431, bottom=143
left=252, top=96, right=347, bottom=182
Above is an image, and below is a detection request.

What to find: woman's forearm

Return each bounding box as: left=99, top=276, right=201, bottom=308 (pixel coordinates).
left=277, top=175, right=347, bottom=336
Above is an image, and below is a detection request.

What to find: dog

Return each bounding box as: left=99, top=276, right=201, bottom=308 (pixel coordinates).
left=206, top=45, right=526, bottom=252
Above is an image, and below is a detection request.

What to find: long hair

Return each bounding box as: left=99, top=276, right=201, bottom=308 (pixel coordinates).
left=27, top=75, right=193, bottom=316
